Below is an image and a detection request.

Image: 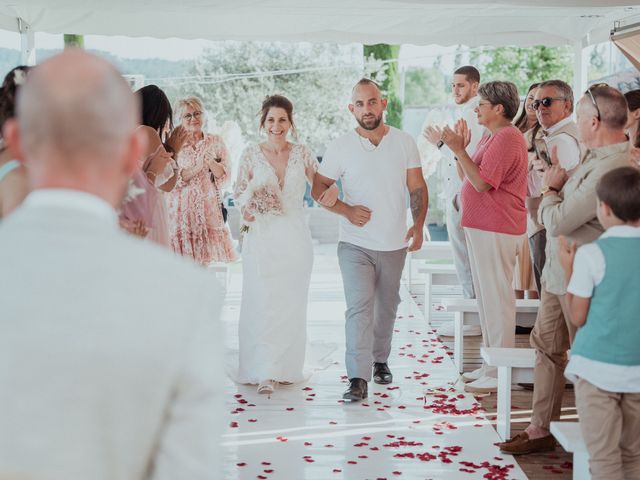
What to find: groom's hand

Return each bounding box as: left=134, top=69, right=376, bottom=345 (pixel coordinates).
left=405, top=225, right=424, bottom=252
left=346, top=205, right=372, bottom=227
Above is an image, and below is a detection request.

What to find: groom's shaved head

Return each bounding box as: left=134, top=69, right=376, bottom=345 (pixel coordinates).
left=352, top=78, right=382, bottom=99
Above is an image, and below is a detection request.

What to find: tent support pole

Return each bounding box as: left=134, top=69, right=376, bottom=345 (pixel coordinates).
left=573, top=40, right=588, bottom=103
left=19, top=18, right=36, bottom=66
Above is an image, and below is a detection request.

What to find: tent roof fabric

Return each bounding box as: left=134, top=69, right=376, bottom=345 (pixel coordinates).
left=1, top=1, right=640, bottom=47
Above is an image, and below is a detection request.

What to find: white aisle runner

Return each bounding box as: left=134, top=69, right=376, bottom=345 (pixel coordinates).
left=221, top=245, right=526, bottom=480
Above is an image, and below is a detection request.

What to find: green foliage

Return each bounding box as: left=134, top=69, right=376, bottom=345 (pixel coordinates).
left=63, top=34, right=84, bottom=49
left=404, top=67, right=448, bottom=106
left=473, top=45, right=573, bottom=95
left=163, top=42, right=362, bottom=154
left=363, top=44, right=402, bottom=128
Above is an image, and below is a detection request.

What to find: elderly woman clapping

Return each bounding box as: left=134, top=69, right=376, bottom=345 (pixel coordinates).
left=167, top=96, right=236, bottom=265
left=442, top=81, right=529, bottom=394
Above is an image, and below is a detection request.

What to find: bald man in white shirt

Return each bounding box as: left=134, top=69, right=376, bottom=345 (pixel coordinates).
left=0, top=50, right=223, bottom=480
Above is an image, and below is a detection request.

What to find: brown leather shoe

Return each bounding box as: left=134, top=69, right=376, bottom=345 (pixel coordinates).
left=498, top=432, right=556, bottom=455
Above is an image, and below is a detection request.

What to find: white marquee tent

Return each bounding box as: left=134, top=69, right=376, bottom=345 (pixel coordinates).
left=1, top=1, right=639, bottom=93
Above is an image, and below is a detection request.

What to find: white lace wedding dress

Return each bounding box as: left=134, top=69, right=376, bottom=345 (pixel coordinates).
left=232, top=143, right=318, bottom=384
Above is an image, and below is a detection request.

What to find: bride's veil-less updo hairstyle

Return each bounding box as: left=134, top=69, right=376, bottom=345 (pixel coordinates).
left=259, top=95, right=297, bottom=139
left=0, top=65, right=32, bottom=135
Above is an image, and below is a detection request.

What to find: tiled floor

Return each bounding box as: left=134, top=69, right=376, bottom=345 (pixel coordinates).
left=220, top=245, right=529, bottom=479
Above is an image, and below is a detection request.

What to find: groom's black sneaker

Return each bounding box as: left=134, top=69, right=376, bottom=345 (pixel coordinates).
left=342, top=378, right=368, bottom=402
left=373, top=362, right=393, bottom=385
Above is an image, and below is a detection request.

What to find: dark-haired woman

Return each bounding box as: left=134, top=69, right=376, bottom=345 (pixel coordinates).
left=232, top=95, right=337, bottom=394
left=514, top=83, right=541, bottom=299
left=0, top=66, right=31, bottom=220
left=120, top=84, right=186, bottom=246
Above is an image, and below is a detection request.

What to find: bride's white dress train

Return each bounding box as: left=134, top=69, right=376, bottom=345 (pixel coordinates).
left=230, top=144, right=332, bottom=385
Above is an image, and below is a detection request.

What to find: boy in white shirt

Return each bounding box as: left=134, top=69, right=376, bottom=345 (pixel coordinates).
left=558, top=166, right=640, bottom=480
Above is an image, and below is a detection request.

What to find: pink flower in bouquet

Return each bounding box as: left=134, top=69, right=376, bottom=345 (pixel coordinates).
left=244, top=184, right=283, bottom=217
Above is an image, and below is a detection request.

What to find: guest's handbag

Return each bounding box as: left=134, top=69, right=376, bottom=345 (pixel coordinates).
left=210, top=165, right=228, bottom=223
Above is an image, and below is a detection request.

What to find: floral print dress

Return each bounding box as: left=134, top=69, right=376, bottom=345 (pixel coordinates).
left=167, top=133, right=237, bottom=265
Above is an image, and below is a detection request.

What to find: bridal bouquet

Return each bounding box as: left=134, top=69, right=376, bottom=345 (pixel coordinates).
left=237, top=182, right=283, bottom=233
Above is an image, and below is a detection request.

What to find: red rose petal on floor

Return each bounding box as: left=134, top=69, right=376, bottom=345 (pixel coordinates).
left=257, top=476, right=267, bottom=480
left=286, top=407, right=294, bottom=411
left=248, top=419, right=257, bottom=422
left=304, top=442, right=312, bottom=446
left=347, top=461, right=357, bottom=465
left=333, top=469, right=342, bottom=473
left=392, top=472, right=402, bottom=476
left=261, top=462, right=271, bottom=466
left=264, top=469, right=274, bottom=473
left=230, top=422, right=238, bottom=428
left=236, top=462, right=246, bottom=467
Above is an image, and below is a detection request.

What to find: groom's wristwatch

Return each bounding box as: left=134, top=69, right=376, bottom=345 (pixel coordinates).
left=436, top=140, right=444, bottom=149
left=541, top=185, right=560, bottom=195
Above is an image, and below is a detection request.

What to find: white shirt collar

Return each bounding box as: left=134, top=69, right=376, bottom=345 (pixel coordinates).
left=23, top=189, right=118, bottom=224
left=600, top=225, right=640, bottom=239
left=545, top=116, right=573, bottom=135
left=460, top=95, right=480, bottom=113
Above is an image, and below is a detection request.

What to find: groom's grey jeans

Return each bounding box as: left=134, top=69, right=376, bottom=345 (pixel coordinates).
left=337, top=242, right=407, bottom=381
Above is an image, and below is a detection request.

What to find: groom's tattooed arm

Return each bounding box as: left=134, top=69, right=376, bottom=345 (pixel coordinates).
left=410, top=187, right=427, bottom=224
left=407, top=167, right=428, bottom=226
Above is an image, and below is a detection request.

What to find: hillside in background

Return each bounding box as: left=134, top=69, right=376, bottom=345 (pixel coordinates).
left=0, top=47, right=191, bottom=81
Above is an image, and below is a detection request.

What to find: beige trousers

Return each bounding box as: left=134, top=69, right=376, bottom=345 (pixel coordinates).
left=574, top=378, right=640, bottom=480
left=529, top=287, right=575, bottom=429
left=464, top=227, right=522, bottom=378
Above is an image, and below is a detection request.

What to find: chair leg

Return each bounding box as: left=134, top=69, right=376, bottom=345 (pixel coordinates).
left=454, top=312, right=463, bottom=373
left=496, top=365, right=512, bottom=441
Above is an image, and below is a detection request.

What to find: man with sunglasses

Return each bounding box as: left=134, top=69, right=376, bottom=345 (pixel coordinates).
left=527, top=80, right=583, bottom=295
left=500, top=84, right=630, bottom=456
left=422, top=65, right=488, bottom=337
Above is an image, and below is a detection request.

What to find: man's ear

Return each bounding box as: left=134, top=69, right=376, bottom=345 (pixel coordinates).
left=348, top=103, right=355, bottom=114
left=2, top=119, right=26, bottom=162
left=381, top=98, right=388, bottom=110
left=123, top=128, right=147, bottom=177
left=599, top=200, right=613, bottom=218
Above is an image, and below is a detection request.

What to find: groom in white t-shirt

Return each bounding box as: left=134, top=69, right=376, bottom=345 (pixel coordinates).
left=312, top=79, right=428, bottom=401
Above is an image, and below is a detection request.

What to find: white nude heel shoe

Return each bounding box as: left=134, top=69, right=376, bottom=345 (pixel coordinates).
left=257, top=380, right=276, bottom=395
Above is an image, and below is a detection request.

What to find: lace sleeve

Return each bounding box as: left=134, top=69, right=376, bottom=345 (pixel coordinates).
left=233, top=147, right=253, bottom=208
left=302, top=145, right=319, bottom=173
left=211, top=135, right=232, bottom=188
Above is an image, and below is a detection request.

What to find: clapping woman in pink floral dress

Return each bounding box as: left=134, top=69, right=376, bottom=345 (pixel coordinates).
left=167, top=96, right=237, bottom=265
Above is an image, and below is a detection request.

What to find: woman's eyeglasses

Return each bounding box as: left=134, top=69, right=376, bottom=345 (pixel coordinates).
left=183, top=111, right=203, bottom=121
left=531, top=97, right=566, bottom=111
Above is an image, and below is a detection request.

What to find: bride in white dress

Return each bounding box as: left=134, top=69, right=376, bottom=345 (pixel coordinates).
left=233, top=95, right=337, bottom=394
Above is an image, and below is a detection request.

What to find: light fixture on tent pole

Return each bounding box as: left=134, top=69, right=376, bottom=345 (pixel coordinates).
left=18, top=17, right=36, bottom=66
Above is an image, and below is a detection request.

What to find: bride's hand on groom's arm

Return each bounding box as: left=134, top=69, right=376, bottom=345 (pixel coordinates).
left=317, top=183, right=339, bottom=207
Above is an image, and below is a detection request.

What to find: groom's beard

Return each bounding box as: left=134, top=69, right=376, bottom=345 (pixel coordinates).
left=356, top=112, right=383, bottom=131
